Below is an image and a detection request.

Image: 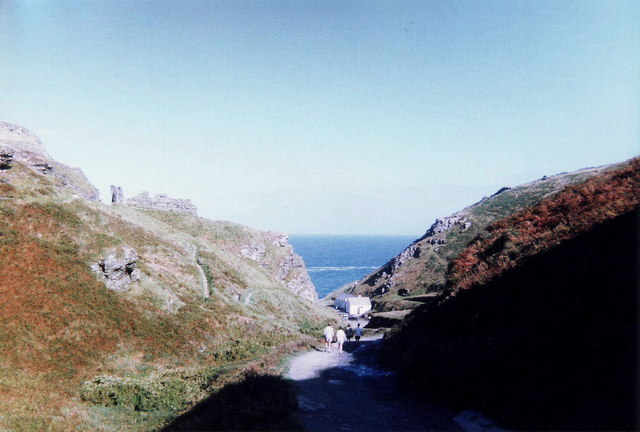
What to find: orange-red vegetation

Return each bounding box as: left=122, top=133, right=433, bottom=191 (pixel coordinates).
left=449, top=158, right=640, bottom=291
left=0, top=202, right=195, bottom=417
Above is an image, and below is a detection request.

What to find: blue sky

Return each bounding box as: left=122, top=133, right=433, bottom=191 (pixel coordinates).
left=1, top=1, right=638, bottom=235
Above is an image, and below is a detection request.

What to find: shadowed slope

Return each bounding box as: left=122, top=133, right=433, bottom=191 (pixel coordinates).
left=381, top=160, right=640, bottom=430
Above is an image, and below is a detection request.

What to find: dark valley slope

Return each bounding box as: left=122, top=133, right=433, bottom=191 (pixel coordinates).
left=381, top=158, right=640, bottom=430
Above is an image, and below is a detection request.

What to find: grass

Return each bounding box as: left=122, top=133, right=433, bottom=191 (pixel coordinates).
left=449, top=158, right=640, bottom=291
left=0, top=159, right=338, bottom=430
left=381, top=161, right=640, bottom=430
left=347, top=160, right=627, bottom=310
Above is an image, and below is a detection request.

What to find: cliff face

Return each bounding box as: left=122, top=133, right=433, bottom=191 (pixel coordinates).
left=0, top=121, right=100, bottom=201
left=239, top=231, right=317, bottom=301
left=344, top=163, right=620, bottom=312
left=381, top=160, right=640, bottom=430
left=0, top=122, right=329, bottom=430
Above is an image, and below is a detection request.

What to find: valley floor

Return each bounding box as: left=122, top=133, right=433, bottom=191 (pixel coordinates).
left=287, top=337, right=505, bottom=432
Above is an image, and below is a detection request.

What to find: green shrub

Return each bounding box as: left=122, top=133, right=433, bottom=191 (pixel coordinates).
left=82, top=375, right=193, bottom=412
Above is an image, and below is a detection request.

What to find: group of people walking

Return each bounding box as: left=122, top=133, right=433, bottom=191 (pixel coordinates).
left=322, top=323, right=363, bottom=353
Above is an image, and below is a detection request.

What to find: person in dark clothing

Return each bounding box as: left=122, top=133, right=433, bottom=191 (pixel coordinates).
left=355, top=323, right=363, bottom=342
left=345, top=324, right=354, bottom=342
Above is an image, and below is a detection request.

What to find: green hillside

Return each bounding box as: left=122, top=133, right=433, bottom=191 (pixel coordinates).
left=0, top=127, right=335, bottom=431
left=343, top=162, right=624, bottom=313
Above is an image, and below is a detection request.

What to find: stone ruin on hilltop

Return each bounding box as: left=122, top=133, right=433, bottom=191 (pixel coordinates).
left=110, top=185, right=198, bottom=216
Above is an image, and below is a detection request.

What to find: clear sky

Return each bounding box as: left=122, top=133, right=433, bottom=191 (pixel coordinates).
left=1, top=1, right=638, bottom=235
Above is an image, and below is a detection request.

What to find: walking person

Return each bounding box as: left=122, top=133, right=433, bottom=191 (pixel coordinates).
left=336, top=326, right=347, bottom=353
left=355, top=323, right=363, bottom=342
left=345, top=324, right=354, bottom=342
left=323, top=323, right=334, bottom=352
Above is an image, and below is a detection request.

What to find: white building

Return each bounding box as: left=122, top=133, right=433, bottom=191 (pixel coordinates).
left=335, top=294, right=372, bottom=316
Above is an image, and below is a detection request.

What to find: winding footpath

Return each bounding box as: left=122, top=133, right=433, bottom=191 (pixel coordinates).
left=287, top=336, right=506, bottom=432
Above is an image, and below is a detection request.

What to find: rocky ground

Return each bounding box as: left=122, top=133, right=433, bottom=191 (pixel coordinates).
left=287, top=336, right=506, bottom=432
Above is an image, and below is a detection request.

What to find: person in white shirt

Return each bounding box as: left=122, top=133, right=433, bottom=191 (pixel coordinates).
left=323, top=323, right=334, bottom=352
left=335, top=326, right=347, bottom=353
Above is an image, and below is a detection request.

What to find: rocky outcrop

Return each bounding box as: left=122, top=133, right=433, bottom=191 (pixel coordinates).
left=354, top=214, right=469, bottom=295
left=239, top=241, right=266, bottom=261
left=238, top=231, right=318, bottom=302
left=91, top=247, right=142, bottom=291
left=269, top=232, right=317, bottom=302
left=277, top=252, right=317, bottom=302
left=110, top=185, right=124, bottom=204
left=420, top=213, right=471, bottom=238
left=0, top=147, right=14, bottom=170
left=124, top=191, right=198, bottom=216
left=0, top=122, right=100, bottom=200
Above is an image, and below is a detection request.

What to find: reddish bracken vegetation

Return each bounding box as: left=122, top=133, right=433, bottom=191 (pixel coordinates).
left=0, top=202, right=193, bottom=417
left=382, top=158, right=639, bottom=430
left=449, top=158, right=640, bottom=291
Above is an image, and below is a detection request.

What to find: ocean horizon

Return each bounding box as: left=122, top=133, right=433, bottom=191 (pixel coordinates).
left=289, top=234, right=417, bottom=298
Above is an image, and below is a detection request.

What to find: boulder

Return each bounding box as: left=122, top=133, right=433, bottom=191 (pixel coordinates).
left=92, top=246, right=142, bottom=291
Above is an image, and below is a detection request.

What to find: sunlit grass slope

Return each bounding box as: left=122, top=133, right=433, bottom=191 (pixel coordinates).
left=0, top=160, right=335, bottom=431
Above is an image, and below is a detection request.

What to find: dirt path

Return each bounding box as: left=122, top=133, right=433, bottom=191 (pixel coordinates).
left=287, top=336, right=505, bottom=432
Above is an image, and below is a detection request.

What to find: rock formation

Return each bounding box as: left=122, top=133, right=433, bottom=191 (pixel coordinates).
left=0, top=122, right=99, bottom=200
left=0, top=147, right=14, bottom=170
left=268, top=232, right=317, bottom=302
left=420, top=213, right=471, bottom=237
left=91, top=247, right=142, bottom=291
left=110, top=185, right=124, bottom=204
left=109, top=185, right=197, bottom=215
left=277, top=252, right=317, bottom=302
left=125, top=191, right=198, bottom=216
left=238, top=231, right=318, bottom=302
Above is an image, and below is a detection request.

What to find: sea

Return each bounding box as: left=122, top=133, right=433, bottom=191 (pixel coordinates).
left=288, top=235, right=417, bottom=299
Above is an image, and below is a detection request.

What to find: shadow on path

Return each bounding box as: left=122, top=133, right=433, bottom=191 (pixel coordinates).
left=162, top=339, right=498, bottom=431
left=287, top=338, right=466, bottom=432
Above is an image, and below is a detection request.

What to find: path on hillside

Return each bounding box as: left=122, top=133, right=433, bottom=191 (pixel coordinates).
left=287, top=336, right=505, bottom=432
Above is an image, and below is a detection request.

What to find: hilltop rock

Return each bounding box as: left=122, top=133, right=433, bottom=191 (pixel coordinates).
left=0, top=122, right=51, bottom=159
left=421, top=213, right=470, bottom=237
left=0, top=122, right=99, bottom=200
left=92, top=246, right=142, bottom=291
left=110, top=185, right=124, bottom=204
left=125, top=191, right=198, bottom=216
left=109, top=186, right=197, bottom=215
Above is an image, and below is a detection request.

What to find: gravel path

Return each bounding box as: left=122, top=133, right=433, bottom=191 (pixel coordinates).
left=286, top=336, right=477, bottom=432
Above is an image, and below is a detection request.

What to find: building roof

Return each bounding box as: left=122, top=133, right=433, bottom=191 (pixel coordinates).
left=346, top=297, right=371, bottom=305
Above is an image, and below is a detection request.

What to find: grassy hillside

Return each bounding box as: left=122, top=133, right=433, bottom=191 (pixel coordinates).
left=0, top=155, right=335, bottom=430
left=344, top=162, right=624, bottom=313
left=380, top=159, right=639, bottom=430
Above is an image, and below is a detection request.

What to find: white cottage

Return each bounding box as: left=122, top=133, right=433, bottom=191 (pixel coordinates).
left=335, top=294, right=372, bottom=316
